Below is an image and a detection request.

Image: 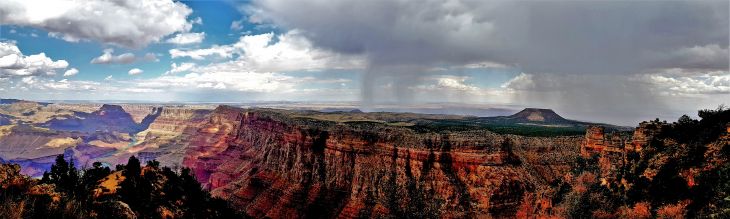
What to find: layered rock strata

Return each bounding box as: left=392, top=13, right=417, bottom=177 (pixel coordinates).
left=184, top=106, right=582, bottom=218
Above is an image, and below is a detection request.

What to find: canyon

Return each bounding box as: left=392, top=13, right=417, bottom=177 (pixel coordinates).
left=182, top=106, right=582, bottom=217
left=1, top=99, right=727, bottom=218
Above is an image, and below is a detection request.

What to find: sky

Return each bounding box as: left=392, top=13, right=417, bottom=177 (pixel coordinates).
left=0, top=0, right=728, bottom=125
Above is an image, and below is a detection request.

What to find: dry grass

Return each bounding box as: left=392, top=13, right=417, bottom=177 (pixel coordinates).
left=98, top=171, right=125, bottom=195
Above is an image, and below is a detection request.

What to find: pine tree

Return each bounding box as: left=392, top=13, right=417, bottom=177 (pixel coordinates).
left=118, top=156, right=144, bottom=216
left=45, top=154, right=80, bottom=195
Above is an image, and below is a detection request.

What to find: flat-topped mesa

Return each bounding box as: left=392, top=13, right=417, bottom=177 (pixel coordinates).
left=508, top=108, right=569, bottom=123
left=97, top=104, right=126, bottom=114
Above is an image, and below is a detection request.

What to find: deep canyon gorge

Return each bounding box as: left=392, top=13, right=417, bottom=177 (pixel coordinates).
left=0, top=100, right=728, bottom=218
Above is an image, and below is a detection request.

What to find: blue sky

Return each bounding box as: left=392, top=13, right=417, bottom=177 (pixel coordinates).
left=0, top=0, right=727, bottom=125
left=2, top=0, right=249, bottom=81
left=0, top=0, right=518, bottom=96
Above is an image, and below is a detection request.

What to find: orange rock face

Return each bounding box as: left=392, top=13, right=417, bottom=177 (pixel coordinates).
left=581, top=126, right=607, bottom=156
left=580, top=124, right=660, bottom=157
left=579, top=123, right=671, bottom=186
left=181, top=106, right=582, bottom=218
left=628, top=121, right=666, bottom=151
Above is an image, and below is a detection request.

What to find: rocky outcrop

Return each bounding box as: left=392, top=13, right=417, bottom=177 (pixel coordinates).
left=580, top=121, right=668, bottom=157
left=580, top=126, right=631, bottom=156
left=184, top=106, right=582, bottom=218
left=627, top=121, right=667, bottom=151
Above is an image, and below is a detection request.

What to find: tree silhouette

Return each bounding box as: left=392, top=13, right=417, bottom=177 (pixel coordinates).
left=16, top=155, right=240, bottom=218
left=42, top=154, right=80, bottom=196
left=117, top=156, right=147, bottom=216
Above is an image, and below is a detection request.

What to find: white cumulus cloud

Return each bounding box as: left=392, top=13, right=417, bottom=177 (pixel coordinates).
left=642, top=71, right=730, bottom=95
left=41, top=79, right=99, bottom=91
left=135, top=71, right=296, bottom=93
left=63, top=68, right=78, bottom=77
left=0, top=0, right=195, bottom=48
left=0, top=41, right=70, bottom=77
left=165, top=62, right=196, bottom=75
left=433, top=76, right=479, bottom=91
left=90, top=49, right=157, bottom=64
left=166, top=32, right=205, bottom=45
left=169, top=31, right=364, bottom=72
left=128, top=68, right=143, bottom=75
left=501, top=73, right=535, bottom=90
left=170, top=45, right=234, bottom=60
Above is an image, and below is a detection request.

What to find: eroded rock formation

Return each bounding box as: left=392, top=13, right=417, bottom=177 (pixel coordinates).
left=182, top=106, right=582, bottom=218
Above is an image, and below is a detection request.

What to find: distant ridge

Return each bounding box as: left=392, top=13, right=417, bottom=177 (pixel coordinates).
left=0, top=99, right=22, bottom=104
left=44, top=104, right=160, bottom=134
left=0, top=99, right=51, bottom=106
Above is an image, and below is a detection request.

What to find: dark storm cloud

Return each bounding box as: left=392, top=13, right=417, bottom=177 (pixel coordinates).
left=246, top=0, right=728, bottom=123
left=248, top=0, right=728, bottom=74
left=502, top=73, right=671, bottom=125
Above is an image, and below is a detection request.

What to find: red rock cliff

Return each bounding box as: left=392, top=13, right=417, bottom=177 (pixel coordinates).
left=182, top=106, right=582, bottom=218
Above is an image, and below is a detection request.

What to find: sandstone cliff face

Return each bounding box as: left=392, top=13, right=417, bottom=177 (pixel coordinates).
left=145, top=108, right=210, bottom=133
left=131, top=107, right=212, bottom=167
left=582, top=126, right=607, bottom=155
left=628, top=121, right=667, bottom=151
left=184, top=106, right=582, bottom=218
left=579, top=122, right=671, bottom=158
